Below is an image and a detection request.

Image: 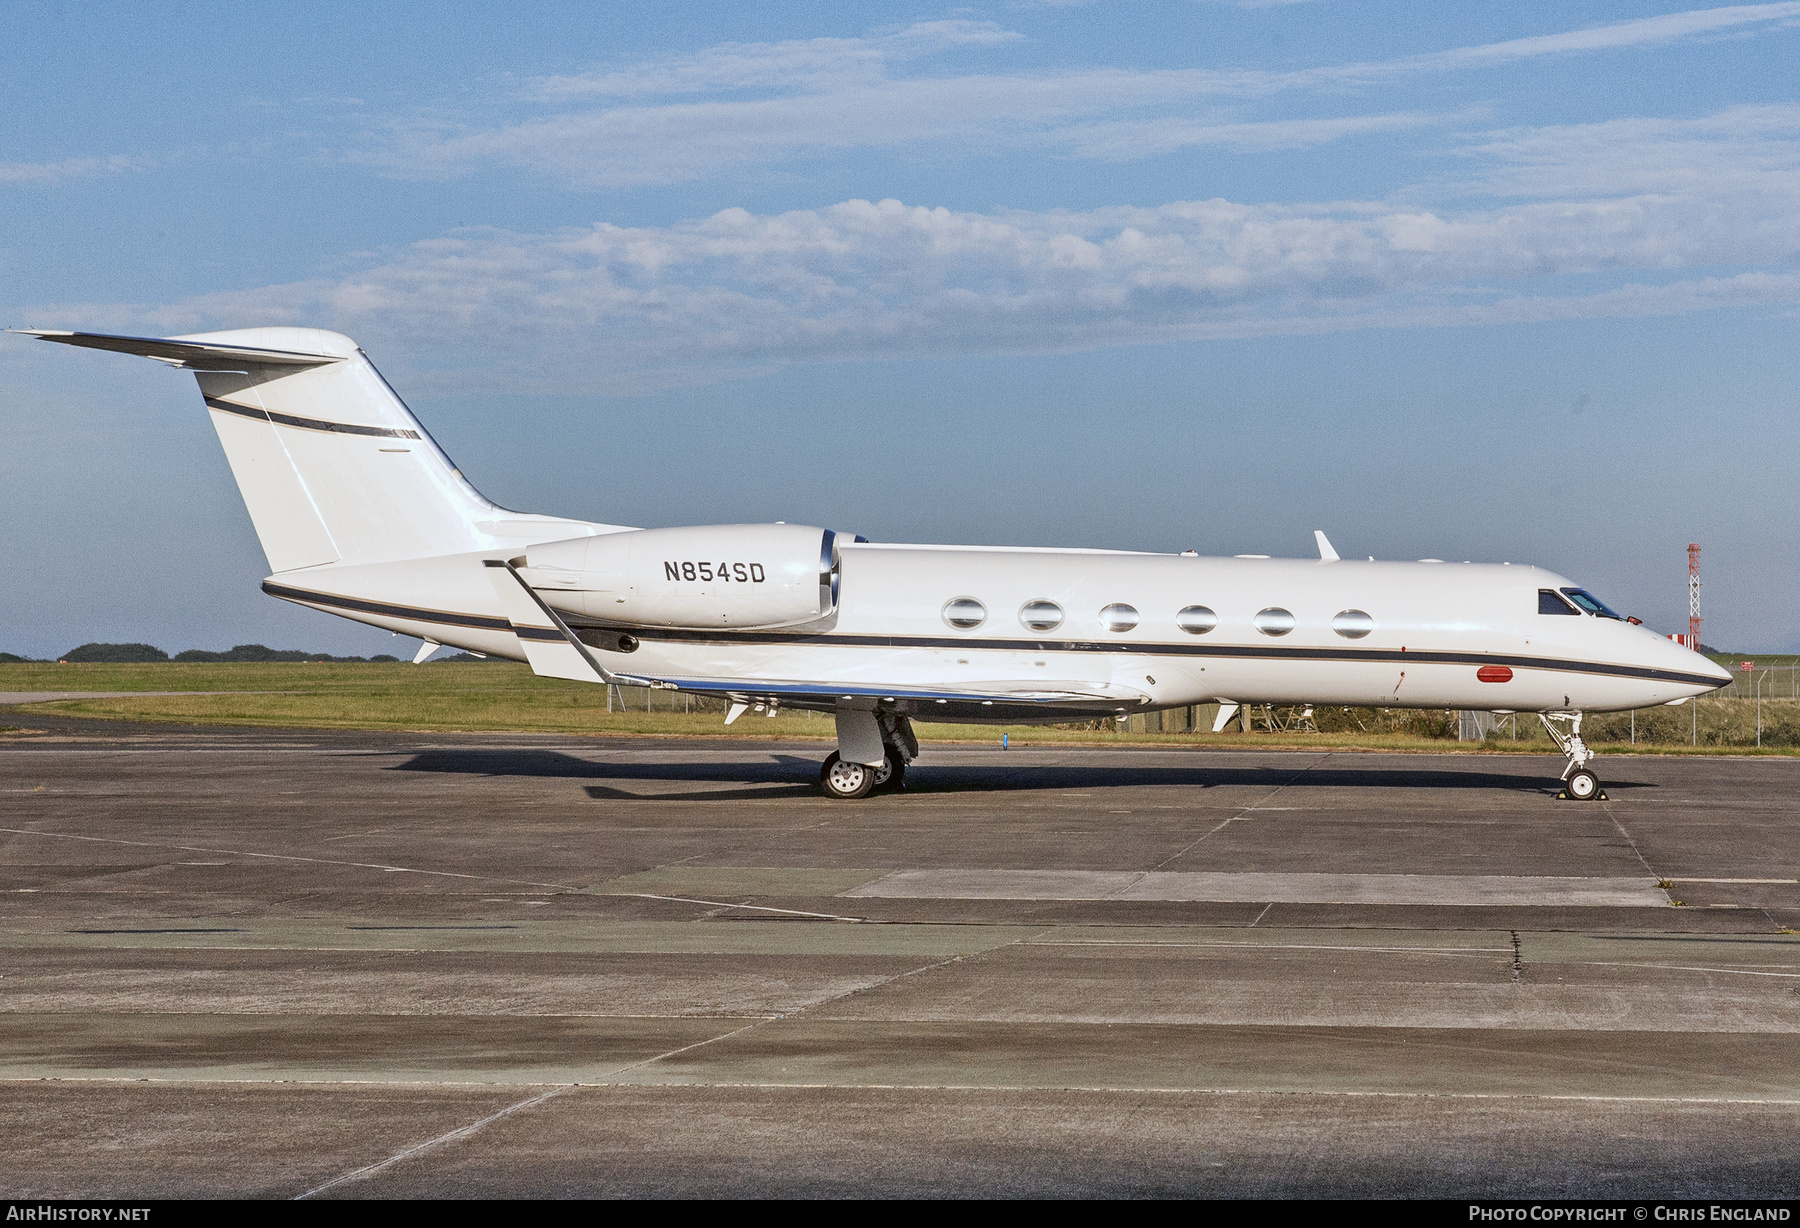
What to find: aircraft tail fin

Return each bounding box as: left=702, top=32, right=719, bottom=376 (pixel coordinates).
left=19, top=327, right=525, bottom=573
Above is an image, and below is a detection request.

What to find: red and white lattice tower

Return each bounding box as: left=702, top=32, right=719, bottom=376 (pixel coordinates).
left=1688, top=543, right=1702, bottom=651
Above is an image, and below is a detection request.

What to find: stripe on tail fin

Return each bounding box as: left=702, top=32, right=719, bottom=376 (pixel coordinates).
left=20, top=327, right=518, bottom=573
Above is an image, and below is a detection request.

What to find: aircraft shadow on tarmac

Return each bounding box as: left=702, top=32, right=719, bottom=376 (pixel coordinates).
left=388, top=749, right=1649, bottom=800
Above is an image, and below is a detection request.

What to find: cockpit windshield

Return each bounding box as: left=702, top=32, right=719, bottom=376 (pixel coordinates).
left=1560, top=588, right=1623, bottom=620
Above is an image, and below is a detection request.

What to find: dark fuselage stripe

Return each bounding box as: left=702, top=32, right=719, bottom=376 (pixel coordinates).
left=617, top=629, right=1724, bottom=688
left=262, top=581, right=1726, bottom=690
left=206, top=396, right=420, bottom=441
left=262, top=582, right=511, bottom=631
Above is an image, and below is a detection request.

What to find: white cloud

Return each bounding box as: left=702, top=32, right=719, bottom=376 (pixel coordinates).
left=532, top=21, right=1022, bottom=99
left=356, top=5, right=1800, bottom=188
left=1061, top=109, right=1459, bottom=160
left=1399, top=2, right=1800, bottom=72
left=374, top=73, right=1416, bottom=188
left=1442, top=104, right=1800, bottom=200
left=0, top=154, right=156, bottom=186
left=45, top=104, right=1795, bottom=394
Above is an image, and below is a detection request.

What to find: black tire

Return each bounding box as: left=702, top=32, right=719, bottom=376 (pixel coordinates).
left=872, top=750, right=906, bottom=794
left=1566, top=768, right=1600, bottom=801
left=820, top=752, right=876, bottom=800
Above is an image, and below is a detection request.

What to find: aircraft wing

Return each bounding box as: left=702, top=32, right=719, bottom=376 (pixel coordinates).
left=607, top=671, right=1148, bottom=714
left=484, top=557, right=1145, bottom=717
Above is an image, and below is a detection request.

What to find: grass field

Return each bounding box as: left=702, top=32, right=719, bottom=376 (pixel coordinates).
left=4, top=660, right=1798, bottom=755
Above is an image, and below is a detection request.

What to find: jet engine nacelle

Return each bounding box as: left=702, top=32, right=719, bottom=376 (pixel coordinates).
left=519, top=523, right=841, bottom=629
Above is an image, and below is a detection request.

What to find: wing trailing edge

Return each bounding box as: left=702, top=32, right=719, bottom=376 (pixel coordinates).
left=609, top=672, right=1147, bottom=709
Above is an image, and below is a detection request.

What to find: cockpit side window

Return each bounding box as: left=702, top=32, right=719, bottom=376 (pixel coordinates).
left=1560, top=587, right=1624, bottom=620
left=1538, top=589, right=1580, bottom=615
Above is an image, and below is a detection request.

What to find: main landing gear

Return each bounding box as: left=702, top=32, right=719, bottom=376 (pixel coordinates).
left=818, top=709, right=916, bottom=800
left=818, top=749, right=906, bottom=799
left=1540, top=711, right=1607, bottom=801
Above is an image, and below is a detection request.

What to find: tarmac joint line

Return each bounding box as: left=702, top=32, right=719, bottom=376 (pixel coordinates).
left=0, top=825, right=583, bottom=894
left=621, top=892, right=874, bottom=923
left=295, top=1083, right=576, bottom=1200
left=293, top=1015, right=786, bottom=1198
left=1150, top=752, right=1331, bottom=870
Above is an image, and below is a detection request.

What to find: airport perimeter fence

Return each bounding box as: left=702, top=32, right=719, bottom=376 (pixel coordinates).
left=611, top=665, right=1800, bottom=748
left=1074, top=681, right=1800, bottom=749
left=1144, top=695, right=1800, bottom=748
left=604, top=683, right=828, bottom=721
left=1707, top=661, right=1800, bottom=701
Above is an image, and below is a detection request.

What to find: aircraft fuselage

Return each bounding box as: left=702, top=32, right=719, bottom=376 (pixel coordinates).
left=265, top=541, right=1726, bottom=723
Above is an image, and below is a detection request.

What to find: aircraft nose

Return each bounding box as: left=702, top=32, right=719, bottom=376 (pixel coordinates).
left=1643, top=632, right=1729, bottom=691
left=1670, top=641, right=1731, bottom=688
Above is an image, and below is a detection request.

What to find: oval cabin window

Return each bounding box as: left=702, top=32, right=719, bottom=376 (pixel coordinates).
left=1332, top=609, right=1374, bottom=639
left=1099, top=603, right=1139, bottom=633
left=1254, top=607, right=1295, bottom=637
left=942, top=598, right=987, bottom=629
left=1019, top=600, right=1064, bottom=632
left=1176, top=605, right=1218, bottom=635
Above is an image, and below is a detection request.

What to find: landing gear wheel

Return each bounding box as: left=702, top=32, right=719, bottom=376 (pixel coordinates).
left=1564, top=768, right=1600, bottom=801
left=820, top=752, right=876, bottom=800
left=871, top=749, right=906, bottom=794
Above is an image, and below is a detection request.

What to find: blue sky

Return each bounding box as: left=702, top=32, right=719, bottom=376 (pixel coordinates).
left=3, top=1, right=1798, bottom=657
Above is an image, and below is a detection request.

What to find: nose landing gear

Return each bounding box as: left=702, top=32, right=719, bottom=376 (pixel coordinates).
left=1564, top=767, right=1602, bottom=801
left=1541, top=711, right=1608, bottom=801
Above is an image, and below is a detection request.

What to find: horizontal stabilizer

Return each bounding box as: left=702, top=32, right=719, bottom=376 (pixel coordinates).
left=11, top=329, right=342, bottom=370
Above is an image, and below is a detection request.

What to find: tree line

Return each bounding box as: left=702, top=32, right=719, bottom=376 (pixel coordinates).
left=1, top=643, right=491, bottom=664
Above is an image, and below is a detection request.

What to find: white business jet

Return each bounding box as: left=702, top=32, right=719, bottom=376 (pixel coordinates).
left=16, top=327, right=1730, bottom=800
